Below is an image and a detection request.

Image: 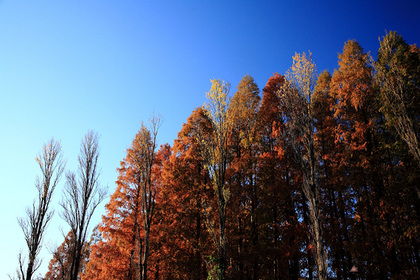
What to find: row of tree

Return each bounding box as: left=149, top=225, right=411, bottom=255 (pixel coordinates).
left=16, top=31, right=419, bottom=279
left=12, top=132, right=106, bottom=280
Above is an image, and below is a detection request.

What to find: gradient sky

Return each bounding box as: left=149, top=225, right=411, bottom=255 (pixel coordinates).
left=1, top=0, right=419, bottom=277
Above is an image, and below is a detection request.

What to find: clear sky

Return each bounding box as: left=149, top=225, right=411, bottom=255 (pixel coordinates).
left=1, top=0, right=419, bottom=277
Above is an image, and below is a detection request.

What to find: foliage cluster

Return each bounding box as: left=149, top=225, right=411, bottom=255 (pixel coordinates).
left=16, top=31, right=420, bottom=280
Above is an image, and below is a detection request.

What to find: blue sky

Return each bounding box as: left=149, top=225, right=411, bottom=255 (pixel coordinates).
left=1, top=0, right=419, bottom=277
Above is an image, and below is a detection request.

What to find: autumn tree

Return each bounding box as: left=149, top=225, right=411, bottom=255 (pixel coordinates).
left=44, top=229, right=93, bottom=280
left=329, top=39, right=390, bottom=279
left=46, top=226, right=102, bottom=280
left=127, top=117, right=161, bottom=280
left=254, top=73, right=304, bottom=279
left=44, top=231, right=75, bottom=280
left=313, top=70, right=360, bottom=279
left=374, top=31, right=420, bottom=277
left=75, top=31, right=420, bottom=279
left=198, top=79, right=232, bottom=280
left=82, top=161, right=139, bottom=280
left=16, top=139, right=65, bottom=280
left=227, top=75, right=261, bottom=279
left=375, top=30, right=420, bottom=198
left=82, top=181, right=133, bottom=280
left=155, top=108, right=212, bottom=279
left=278, top=52, right=328, bottom=280
left=60, top=131, right=106, bottom=280
left=83, top=118, right=163, bottom=280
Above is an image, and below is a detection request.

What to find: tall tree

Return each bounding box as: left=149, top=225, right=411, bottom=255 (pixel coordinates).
left=376, top=30, right=420, bottom=197
left=127, top=117, right=161, bottom=280
left=227, top=75, right=261, bottom=279
left=60, top=131, right=106, bottom=280
left=135, top=143, right=170, bottom=280
left=16, top=139, right=65, bottom=280
left=330, top=39, right=387, bottom=279
left=257, top=73, right=306, bottom=280
left=313, top=70, right=357, bottom=279
left=374, top=31, right=420, bottom=277
left=198, top=79, right=233, bottom=280
left=155, top=108, right=212, bottom=279
left=82, top=178, right=133, bottom=280
left=279, top=52, right=328, bottom=280
left=82, top=120, right=164, bottom=280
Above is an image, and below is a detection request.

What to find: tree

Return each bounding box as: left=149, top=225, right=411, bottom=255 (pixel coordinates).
left=376, top=30, right=420, bottom=198
left=373, top=32, right=420, bottom=277
left=198, top=79, right=232, bottom=280
left=278, top=52, right=328, bottom=280
left=227, top=75, right=262, bottom=279
left=313, top=70, right=358, bottom=279
left=330, top=39, right=389, bottom=279
left=45, top=227, right=100, bottom=280
left=82, top=182, right=133, bottom=280
left=60, top=131, right=106, bottom=280
left=155, top=108, right=212, bottom=279
left=44, top=231, right=75, bottom=280
left=255, top=73, right=306, bottom=279
left=126, top=117, right=161, bottom=280
left=74, top=31, right=420, bottom=279
left=82, top=120, right=164, bottom=280
left=16, top=139, right=65, bottom=280
left=82, top=165, right=138, bottom=280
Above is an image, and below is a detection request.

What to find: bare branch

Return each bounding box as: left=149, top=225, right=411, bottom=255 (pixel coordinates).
left=60, top=131, right=106, bottom=280
left=16, top=139, right=65, bottom=280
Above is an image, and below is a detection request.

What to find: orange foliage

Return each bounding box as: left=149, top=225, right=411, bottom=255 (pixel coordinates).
left=76, top=37, right=420, bottom=279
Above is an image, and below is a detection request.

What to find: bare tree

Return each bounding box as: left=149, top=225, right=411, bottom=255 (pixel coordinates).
left=279, top=52, right=328, bottom=280
left=60, top=131, right=106, bottom=280
left=16, top=139, right=65, bottom=280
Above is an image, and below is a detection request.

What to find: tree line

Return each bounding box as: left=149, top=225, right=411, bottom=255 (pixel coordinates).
left=13, top=31, right=419, bottom=279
